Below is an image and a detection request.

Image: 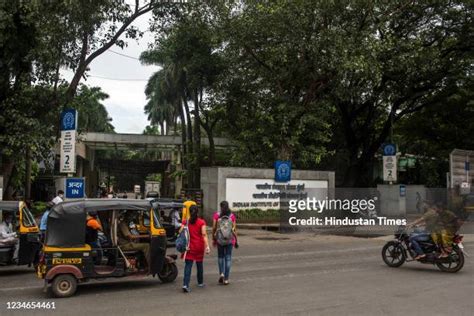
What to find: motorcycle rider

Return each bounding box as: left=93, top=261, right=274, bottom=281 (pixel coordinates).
left=407, top=204, right=439, bottom=260
left=408, top=202, right=460, bottom=260
left=431, top=203, right=460, bottom=258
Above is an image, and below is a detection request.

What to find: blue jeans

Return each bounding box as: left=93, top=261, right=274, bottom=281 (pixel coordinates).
left=183, top=260, right=203, bottom=288
left=409, top=232, right=431, bottom=256
left=217, top=244, right=233, bottom=280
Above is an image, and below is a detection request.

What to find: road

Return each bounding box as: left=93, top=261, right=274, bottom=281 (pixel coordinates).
left=0, top=229, right=473, bottom=316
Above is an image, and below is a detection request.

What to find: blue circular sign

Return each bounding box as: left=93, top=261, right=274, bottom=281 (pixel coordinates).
left=62, top=112, right=75, bottom=130
left=275, top=160, right=291, bottom=182
left=277, top=163, right=290, bottom=178
left=383, top=144, right=396, bottom=156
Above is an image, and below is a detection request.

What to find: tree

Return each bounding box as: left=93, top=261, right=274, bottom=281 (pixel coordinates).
left=394, top=76, right=474, bottom=186
left=70, top=85, right=115, bottom=133
left=142, top=6, right=225, bottom=187
left=324, top=0, right=473, bottom=186
left=213, top=1, right=334, bottom=167
left=0, top=1, right=61, bottom=199
left=209, top=0, right=472, bottom=185
left=144, top=70, right=178, bottom=136
left=58, top=0, right=186, bottom=103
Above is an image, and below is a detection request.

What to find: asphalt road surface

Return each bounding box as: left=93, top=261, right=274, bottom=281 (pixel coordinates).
left=1, top=229, right=473, bottom=316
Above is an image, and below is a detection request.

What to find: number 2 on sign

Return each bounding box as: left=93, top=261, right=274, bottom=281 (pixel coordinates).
left=65, top=155, right=70, bottom=164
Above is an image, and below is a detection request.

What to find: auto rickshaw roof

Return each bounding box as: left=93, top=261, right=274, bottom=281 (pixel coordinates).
left=50, top=198, right=153, bottom=216
left=0, top=201, right=21, bottom=211
left=45, top=199, right=155, bottom=248
left=148, top=198, right=183, bottom=209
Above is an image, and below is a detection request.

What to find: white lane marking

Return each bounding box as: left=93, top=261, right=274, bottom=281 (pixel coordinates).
left=234, top=266, right=370, bottom=283
left=0, top=285, right=42, bottom=292
left=236, top=246, right=381, bottom=260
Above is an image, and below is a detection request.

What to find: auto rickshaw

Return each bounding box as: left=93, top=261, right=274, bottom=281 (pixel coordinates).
left=0, top=201, right=41, bottom=267
left=148, top=198, right=184, bottom=246
left=36, top=199, right=178, bottom=298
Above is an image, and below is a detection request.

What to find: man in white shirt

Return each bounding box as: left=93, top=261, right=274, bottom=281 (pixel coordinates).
left=52, top=190, right=64, bottom=205
left=170, top=208, right=181, bottom=230
left=0, top=213, right=19, bottom=263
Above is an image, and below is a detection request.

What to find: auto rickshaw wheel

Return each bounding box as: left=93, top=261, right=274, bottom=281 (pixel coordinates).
left=158, top=262, right=178, bottom=283
left=51, top=274, right=78, bottom=298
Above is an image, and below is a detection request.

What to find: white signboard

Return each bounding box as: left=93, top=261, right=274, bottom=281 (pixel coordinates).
left=60, top=130, right=76, bottom=173
left=59, top=109, right=78, bottom=174
left=226, top=178, right=328, bottom=210
left=383, top=156, right=397, bottom=182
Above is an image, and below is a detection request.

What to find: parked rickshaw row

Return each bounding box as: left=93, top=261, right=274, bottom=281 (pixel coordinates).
left=0, top=199, right=184, bottom=297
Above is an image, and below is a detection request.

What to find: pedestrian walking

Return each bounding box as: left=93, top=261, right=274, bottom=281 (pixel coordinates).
left=52, top=190, right=64, bottom=205
left=212, top=201, right=238, bottom=285
left=39, top=201, right=55, bottom=242
left=180, top=205, right=210, bottom=292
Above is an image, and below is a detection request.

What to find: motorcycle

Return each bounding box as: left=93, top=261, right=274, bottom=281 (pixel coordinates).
left=382, top=226, right=465, bottom=273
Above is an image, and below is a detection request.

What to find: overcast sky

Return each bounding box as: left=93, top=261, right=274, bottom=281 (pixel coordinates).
left=62, top=12, right=158, bottom=134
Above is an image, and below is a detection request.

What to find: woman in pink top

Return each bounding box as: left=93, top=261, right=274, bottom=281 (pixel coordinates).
left=212, top=201, right=238, bottom=285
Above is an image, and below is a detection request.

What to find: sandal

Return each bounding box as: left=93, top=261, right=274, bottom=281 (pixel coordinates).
left=414, top=254, right=426, bottom=260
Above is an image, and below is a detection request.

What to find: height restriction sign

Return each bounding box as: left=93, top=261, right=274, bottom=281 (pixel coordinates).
left=60, top=109, right=78, bottom=174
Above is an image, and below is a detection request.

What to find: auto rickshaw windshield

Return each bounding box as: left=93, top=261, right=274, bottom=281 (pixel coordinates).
left=152, top=210, right=162, bottom=229
left=22, top=206, right=36, bottom=227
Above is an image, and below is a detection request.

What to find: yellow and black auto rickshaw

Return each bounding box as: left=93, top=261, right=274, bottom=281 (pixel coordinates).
left=0, top=201, right=41, bottom=267
left=36, top=199, right=178, bottom=298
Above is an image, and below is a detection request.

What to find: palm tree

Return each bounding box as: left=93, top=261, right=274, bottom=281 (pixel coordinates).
left=144, top=70, right=176, bottom=135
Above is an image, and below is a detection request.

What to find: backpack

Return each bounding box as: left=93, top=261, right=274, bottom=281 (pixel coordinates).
left=216, top=215, right=234, bottom=246
left=175, top=223, right=190, bottom=253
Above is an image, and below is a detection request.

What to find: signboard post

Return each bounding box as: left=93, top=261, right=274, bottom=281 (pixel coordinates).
left=65, top=178, right=85, bottom=199
left=383, top=144, right=397, bottom=183
left=275, top=160, right=292, bottom=182
left=60, top=109, right=78, bottom=174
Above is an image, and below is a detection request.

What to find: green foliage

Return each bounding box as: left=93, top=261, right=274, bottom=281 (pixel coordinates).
left=149, top=0, right=472, bottom=187
left=234, top=208, right=281, bottom=223
left=143, top=125, right=161, bottom=135
left=169, top=169, right=187, bottom=180
left=146, top=173, right=162, bottom=182
left=69, top=85, right=115, bottom=133
left=394, top=77, right=474, bottom=186
left=31, top=201, right=48, bottom=217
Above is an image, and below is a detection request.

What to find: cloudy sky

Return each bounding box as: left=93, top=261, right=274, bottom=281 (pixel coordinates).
left=62, top=11, right=159, bottom=134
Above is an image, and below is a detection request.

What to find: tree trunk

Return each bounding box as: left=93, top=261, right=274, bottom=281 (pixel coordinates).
left=177, top=101, right=187, bottom=164
left=207, top=129, right=215, bottom=166
left=182, top=97, right=193, bottom=154
left=160, top=121, right=165, bottom=136
left=1, top=157, right=15, bottom=200
left=278, top=142, right=292, bottom=161
left=192, top=90, right=201, bottom=188
left=24, top=148, right=32, bottom=200
left=64, top=32, right=88, bottom=105
left=64, top=4, right=156, bottom=104
left=202, top=124, right=215, bottom=166
left=342, top=156, right=376, bottom=187
left=182, top=97, right=194, bottom=187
